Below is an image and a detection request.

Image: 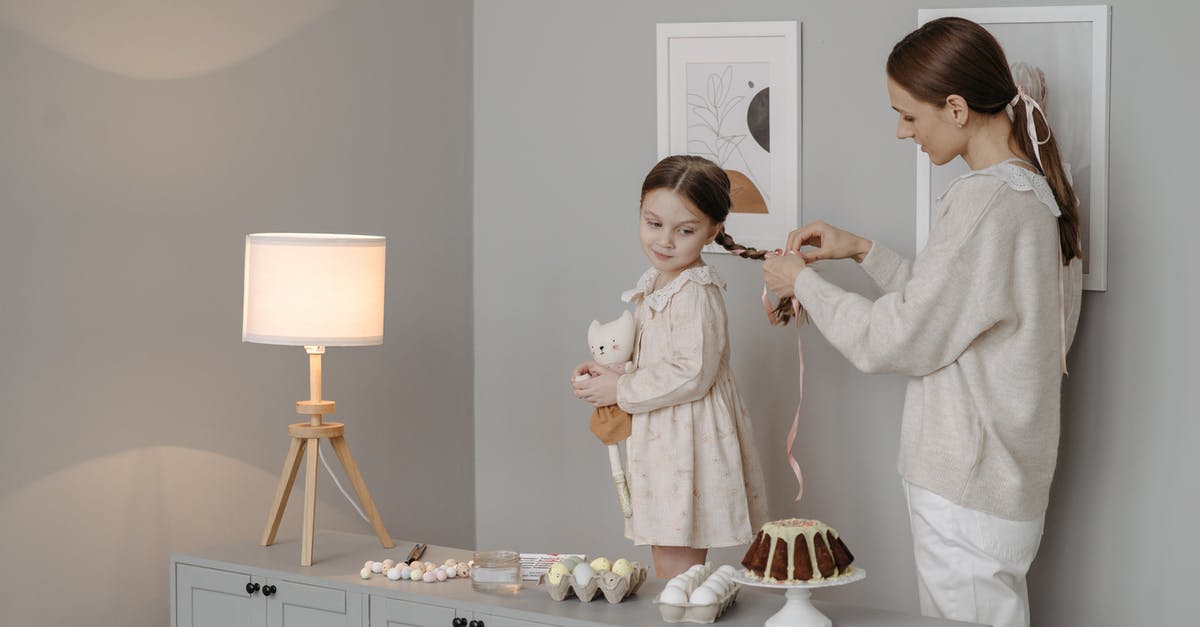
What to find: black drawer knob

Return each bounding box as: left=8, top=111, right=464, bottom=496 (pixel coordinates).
left=469, top=621, right=483, bottom=627
left=262, top=584, right=277, bottom=597
left=452, top=619, right=467, bottom=627
left=245, top=582, right=260, bottom=595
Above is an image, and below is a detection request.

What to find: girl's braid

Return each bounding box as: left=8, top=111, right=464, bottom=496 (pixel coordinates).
left=714, top=230, right=808, bottom=326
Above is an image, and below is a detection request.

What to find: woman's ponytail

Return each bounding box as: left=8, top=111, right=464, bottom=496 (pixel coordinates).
left=1009, top=102, right=1084, bottom=264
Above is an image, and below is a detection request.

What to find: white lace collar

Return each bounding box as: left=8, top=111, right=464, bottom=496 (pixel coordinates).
left=621, top=265, right=725, bottom=312
left=939, top=159, right=1061, bottom=217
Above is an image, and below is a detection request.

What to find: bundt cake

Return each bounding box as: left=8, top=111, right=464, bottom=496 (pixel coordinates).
left=740, top=519, right=854, bottom=582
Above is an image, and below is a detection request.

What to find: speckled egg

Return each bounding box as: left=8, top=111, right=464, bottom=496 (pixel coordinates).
left=382, top=559, right=396, bottom=570
left=589, top=557, right=611, bottom=572
left=364, top=560, right=375, bottom=570
left=371, top=561, right=384, bottom=573
left=455, top=563, right=470, bottom=577
left=548, top=562, right=569, bottom=583
left=436, top=569, right=448, bottom=581
left=611, top=558, right=633, bottom=577
left=409, top=568, right=423, bottom=581
left=422, top=571, right=436, bottom=583
left=359, top=568, right=371, bottom=579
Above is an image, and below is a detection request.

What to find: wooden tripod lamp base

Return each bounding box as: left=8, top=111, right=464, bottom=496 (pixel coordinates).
left=260, top=350, right=394, bottom=566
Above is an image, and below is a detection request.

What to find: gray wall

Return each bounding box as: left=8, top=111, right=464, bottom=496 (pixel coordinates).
left=0, top=1, right=473, bottom=625
left=475, top=1, right=1198, bottom=626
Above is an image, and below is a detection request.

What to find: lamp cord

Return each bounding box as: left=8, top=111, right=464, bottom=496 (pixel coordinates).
left=318, top=443, right=370, bottom=525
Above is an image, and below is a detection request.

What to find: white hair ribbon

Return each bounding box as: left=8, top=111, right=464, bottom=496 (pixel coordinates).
left=1005, top=85, right=1051, bottom=170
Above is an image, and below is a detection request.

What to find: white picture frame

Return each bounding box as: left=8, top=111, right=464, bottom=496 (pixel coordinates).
left=657, top=21, right=799, bottom=253
left=915, top=6, right=1110, bottom=290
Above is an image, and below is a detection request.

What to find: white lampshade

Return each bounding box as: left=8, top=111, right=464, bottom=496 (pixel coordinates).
left=242, top=233, right=385, bottom=346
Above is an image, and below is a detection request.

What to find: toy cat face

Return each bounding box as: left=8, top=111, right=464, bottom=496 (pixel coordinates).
left=587, top=310, right=634, bottom=365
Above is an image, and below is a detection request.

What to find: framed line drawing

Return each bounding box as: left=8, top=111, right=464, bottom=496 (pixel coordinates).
left=916, top=6, right=1110, bottom=290
left=657, top=21, right=799, bottom=253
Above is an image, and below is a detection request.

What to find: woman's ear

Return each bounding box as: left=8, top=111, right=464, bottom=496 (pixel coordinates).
left=945, top=94, right=969, bottom=127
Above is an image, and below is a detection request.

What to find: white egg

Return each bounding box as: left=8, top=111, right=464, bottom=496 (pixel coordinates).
left=659, top=586, right=688, bottom=604
left=363, top=560, right=375, bottom=570
left=445, top=567, right=457, bottom=578
left=701, top=580, right=728, bottom=596
left=708, top=572, right=732, bottom=586
left=371, top=561, right=384, bottom=573
left=386, top=567, right=402, bottom=581
left=572, top=563, right=596, bottom=586
left=689, top=586, right=719, bottom=605
left=665, top=578, right=688, bottom=593
left=359, top=568, right=371, bottom=579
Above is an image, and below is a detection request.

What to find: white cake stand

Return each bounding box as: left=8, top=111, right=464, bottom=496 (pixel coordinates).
left=732, top=568, right=865, bottom=627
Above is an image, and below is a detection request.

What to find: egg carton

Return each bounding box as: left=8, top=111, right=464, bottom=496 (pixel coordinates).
left=652, top=584, right=740, bottom=624
left=538, top=563, right=648, bottom=603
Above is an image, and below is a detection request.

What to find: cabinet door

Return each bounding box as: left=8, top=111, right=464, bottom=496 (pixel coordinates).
left=266, top=577, right=359, bottom=627
left=175, top=563, right=264, bottom=627
left=471, top=613, right=563, bottom=627
left=369, top=595, right=457, bottom=627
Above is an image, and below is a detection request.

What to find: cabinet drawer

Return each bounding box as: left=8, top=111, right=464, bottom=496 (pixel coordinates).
left=175, top=563, right=259, bottom=627
left=473, top=613, right=563, bottom=627
left=269, top=578, right=350, bottom=627
left=370, top=595, right=456, bottom=626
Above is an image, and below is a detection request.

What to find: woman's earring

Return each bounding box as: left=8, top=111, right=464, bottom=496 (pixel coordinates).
left=956, top=122, right=963, bottom=129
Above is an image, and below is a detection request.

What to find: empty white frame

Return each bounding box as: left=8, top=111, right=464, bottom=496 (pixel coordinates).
left=915, top=6, right=1110, bottom=290
left=657, top=21, right=799, bottom=253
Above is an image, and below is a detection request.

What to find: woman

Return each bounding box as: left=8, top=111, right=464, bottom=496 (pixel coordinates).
left=763, top=17, right=1083, bottom=627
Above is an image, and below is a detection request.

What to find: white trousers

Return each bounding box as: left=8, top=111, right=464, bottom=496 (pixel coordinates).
left=903, top=481, right=1044, bottom=627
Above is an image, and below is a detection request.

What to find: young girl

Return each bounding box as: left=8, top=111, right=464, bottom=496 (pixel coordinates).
left=763, top=18, right=1083, bottom=627
left=571, top=155, right=770, bottom=579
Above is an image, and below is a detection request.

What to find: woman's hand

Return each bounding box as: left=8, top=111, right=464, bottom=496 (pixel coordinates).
left=571, top=364, right=621, bottom=407
left=762, top=253, right=807, bottom=299
left=786, top=221, right=872, bottom=263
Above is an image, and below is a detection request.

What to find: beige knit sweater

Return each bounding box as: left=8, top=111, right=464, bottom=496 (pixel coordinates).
left=793, top=164, right=1082, bottom=520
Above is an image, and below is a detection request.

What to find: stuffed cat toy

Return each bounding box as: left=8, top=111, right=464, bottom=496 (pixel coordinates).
left=575, top=311, right=635, bottom=518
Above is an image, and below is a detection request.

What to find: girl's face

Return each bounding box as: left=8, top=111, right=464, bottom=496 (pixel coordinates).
left=888, top=77, right=965, bottom=166
left=639, top=188, right=721, bottom=281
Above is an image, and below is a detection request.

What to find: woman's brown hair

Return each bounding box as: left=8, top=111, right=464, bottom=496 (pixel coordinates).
left=887, top=17, right=1083, bottom=264
left=641, top=155, right=802, bottom=324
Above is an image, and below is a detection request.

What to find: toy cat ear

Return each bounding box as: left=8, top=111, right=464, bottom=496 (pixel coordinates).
left=588, top=320, right=599, bottom=334
left=620, top=310, right=632, bottom=322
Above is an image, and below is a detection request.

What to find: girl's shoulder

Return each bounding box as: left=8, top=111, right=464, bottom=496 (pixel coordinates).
left=621, top=265, right=725, bottom=312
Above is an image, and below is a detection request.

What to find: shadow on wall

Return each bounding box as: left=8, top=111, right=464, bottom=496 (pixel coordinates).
left=0, top=0, right=345, bottom=80
left=0, top=445, right=367, bottom=625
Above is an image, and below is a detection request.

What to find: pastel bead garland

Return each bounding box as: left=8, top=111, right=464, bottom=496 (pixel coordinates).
left=358, top=557, right=472, bottom=584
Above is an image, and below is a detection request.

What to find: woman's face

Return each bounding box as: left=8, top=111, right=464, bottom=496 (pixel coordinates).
left=887, top=77, right=964, bottom=166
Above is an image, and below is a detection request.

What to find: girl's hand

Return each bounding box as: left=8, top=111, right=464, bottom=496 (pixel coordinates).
left=571, top=367, right=620, bottom=407
left=571, top=361, right=604, bottom=380
left=786, top=221, right=872, bottom=263
left=763, top=253, right=807, bottom=299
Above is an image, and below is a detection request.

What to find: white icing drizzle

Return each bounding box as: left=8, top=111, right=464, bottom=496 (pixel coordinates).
left=755, top=519, right=847, bottom=583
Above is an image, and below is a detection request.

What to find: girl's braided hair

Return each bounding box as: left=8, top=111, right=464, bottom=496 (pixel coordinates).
left=641, top=155, right=804, bottom=325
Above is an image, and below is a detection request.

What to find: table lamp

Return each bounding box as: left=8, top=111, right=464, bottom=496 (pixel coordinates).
left=242, top=233, right=394, bottom=566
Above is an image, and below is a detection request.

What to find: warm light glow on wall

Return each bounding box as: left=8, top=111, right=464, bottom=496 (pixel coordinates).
left=0, top=0, right=343, bottom=79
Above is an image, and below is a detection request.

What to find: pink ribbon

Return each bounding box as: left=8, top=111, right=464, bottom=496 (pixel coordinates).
left=762, top=285, right=805, bottom=502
